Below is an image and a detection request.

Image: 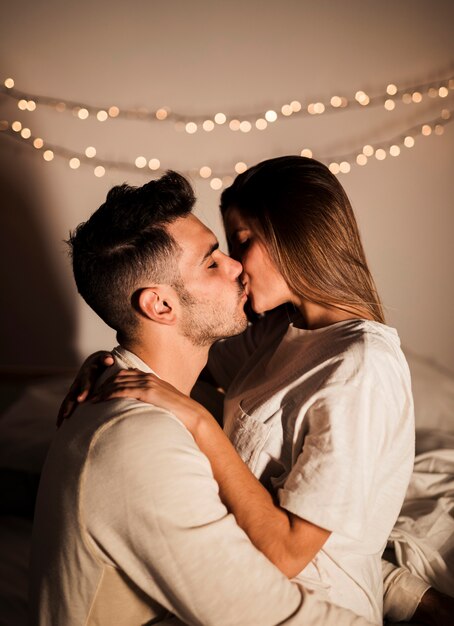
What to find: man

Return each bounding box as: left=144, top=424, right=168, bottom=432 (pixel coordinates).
left=29, top=172, right=372, bottom=625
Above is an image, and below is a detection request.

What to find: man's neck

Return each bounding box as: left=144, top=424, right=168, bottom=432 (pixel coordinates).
left=122, top=333, right=209, bottom=396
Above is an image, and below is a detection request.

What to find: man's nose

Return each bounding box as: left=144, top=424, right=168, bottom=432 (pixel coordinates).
left=225, top=253, right=243, bottom=280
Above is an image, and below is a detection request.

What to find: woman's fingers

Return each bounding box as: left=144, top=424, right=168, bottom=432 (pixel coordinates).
left=56, top=351, right=115, bottom=427
left=56, top=395, right=78, bottom=427
left=92, top=380, right=155, bottom=401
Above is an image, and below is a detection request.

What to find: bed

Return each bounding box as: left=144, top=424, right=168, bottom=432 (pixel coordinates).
left=0, top=350, right=453, bottom=626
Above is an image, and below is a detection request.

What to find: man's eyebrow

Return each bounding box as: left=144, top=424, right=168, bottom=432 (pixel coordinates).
left=200, top=242, right=219, bottom=264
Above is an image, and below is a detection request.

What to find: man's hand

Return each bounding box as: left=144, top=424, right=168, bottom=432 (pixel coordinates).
left=412, top=587, right=454, bottom=626
left=56, top=351, right=114, bottom=426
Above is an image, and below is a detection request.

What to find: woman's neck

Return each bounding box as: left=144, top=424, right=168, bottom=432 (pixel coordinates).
left=296, top=299, right=374, bottom=330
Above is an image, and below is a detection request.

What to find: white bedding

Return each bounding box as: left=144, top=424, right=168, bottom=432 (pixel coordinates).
left=389, top=433, right=454, bottom=597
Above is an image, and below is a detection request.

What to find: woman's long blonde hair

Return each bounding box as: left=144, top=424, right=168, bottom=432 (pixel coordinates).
left=220, top=156, right=385, bottom=323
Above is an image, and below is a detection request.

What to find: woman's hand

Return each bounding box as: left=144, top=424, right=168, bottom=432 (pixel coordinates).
left=90, top=369, right=212, bottom=434
left=56, top=351, right=115, bottom=426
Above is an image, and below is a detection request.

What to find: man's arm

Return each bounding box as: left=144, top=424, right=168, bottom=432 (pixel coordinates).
left=83, top=407, right=372, bottom=626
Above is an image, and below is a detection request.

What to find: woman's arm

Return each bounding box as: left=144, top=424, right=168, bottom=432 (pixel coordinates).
left=91, top=369, right=330, bottom=578
left=192, top=408, right=331, bottom=577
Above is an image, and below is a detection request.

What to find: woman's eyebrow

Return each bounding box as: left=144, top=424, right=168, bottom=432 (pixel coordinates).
left=200, top=242, right=219, bottom=264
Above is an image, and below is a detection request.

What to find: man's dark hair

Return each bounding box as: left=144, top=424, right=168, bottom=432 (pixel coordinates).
left=67, top=171, right=195, bottom=340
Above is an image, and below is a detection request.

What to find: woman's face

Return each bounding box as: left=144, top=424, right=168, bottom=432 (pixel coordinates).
left=223, top=207, right=296, bottom=314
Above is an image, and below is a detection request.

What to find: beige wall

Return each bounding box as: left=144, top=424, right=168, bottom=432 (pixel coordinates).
left=1, top=0, right=453, bottom=370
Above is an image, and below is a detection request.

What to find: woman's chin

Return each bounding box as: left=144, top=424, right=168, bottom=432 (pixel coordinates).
left=248, top=296, right=268, bottom=316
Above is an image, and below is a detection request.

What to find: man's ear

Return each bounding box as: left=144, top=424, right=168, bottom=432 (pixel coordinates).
left=135, top=287, right=176, bottom=325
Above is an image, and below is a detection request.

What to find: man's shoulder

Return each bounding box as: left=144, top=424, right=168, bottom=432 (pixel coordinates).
left=84, top=398, right=196, bottom=456
left=80, top=399, right=214, bottom=509
left=54, top=398, right=198, bottom=477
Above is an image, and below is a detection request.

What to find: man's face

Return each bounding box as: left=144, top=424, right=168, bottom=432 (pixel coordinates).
left=167, top=214, right=248, bottom=346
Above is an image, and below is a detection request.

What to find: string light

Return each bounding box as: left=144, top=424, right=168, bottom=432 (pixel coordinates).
left=199, top=166, right=212, bottom=179
left=1, top=73, right=453, bottom=136
left=265, top=110, right=278, bottom=122
left=339, top=161, right=351, bottom=173
left=299, top=108, right=452, bottom=177
left=210, top=178, right=222, bottom=190
left=240, top=121, right=252, bottom=133
left=203, top=120, right=215, bottom=132
left=383, top=98, right=396, bottom=111
left=1, top=107, right=452, bottom=184
left=255, top=118, right=267, bottom=130
left=185, top=122, right=197, bottom=134
left=135, top=156, right=147, bottom=168
left=355, top=91, right=370, bottom=106
left=290, top=100, right=302, bottom=112
left=384, top=99, right=395, bottom=111
left=356, top=154, right=368, bottom=166
left=234, top=162, right=247, bottom=174
left=148, top=158, right=160, bottom=170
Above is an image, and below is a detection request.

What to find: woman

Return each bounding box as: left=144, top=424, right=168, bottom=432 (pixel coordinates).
left=64, top=157, right=415, bottom=623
